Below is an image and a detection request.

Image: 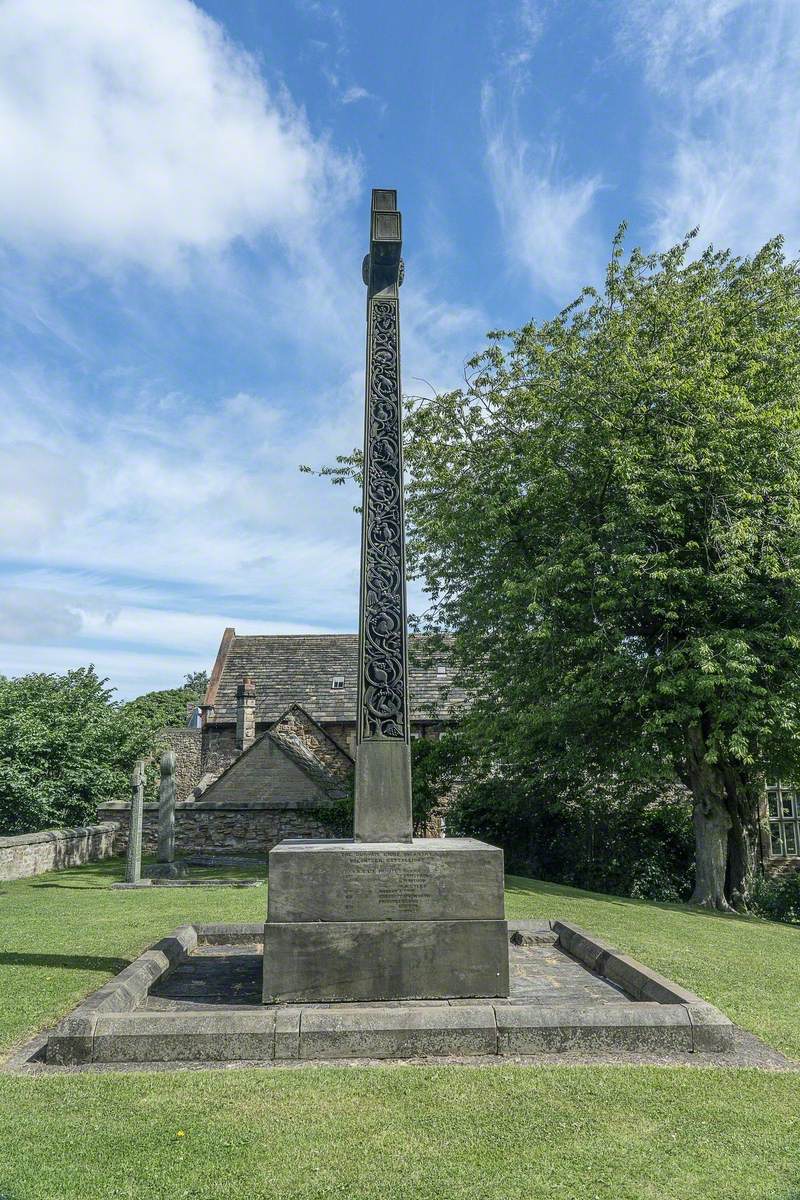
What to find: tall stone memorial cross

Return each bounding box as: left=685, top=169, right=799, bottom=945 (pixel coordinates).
left=354, top=188, right=412, bottom=844
left=261, top=188, right=509, bottom=1005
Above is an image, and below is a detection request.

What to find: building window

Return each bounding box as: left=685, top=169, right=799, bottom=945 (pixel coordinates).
left=766, top=782, right=800, bottom=857
left=331, top=677, right=345, bottom=690
left=436, top=664, right=447, bottom=676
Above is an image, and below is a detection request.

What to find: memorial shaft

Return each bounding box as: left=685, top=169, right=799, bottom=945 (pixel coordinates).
left=261, top=185, right=509, bottom=1006
left=354, top=188, right=413, bottom=843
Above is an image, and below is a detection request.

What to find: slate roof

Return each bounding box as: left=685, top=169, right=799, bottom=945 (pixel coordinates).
left=204, top=631, right=465, bottom=725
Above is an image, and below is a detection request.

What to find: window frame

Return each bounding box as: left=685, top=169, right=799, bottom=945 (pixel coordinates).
left=766, top=781, right=800, bottom=857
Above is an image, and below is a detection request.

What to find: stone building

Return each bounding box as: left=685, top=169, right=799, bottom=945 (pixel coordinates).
left=100, top=629, right=464, bottom=859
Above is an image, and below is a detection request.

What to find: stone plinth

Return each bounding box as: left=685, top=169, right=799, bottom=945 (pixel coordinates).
left=262, top=838, right=509, bottom=1003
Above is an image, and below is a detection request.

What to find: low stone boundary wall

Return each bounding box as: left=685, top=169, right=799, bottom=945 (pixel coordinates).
left=96, top=800, right=331, bottom=858
left=0, top=821, right=120, bottom=882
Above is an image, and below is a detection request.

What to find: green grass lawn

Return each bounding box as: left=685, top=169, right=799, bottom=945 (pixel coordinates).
left=0, top=856, right=798, bottom=1200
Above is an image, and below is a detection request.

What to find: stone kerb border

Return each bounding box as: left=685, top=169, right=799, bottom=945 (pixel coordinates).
left=45, top=920, right=734, bottom=1066
left=47, top=925, right=199, bottom=1064
left=550, top=920, right=733, bottom=1049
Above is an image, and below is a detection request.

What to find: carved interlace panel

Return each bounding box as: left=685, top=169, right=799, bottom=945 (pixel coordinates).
left=360, top=298, right=407, bottom=740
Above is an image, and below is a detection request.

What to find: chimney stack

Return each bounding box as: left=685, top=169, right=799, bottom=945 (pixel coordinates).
left=236, top=675, right=256, bottom=750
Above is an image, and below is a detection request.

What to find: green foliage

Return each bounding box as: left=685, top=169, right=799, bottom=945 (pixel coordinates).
left=317, top=784, right=354, bottom=838
left=0, top=668, right=123, bottom=836
left=317, top=737, right=456, bottom=837
left=409, top=734, right=462, bottom=833
left=116, top=674, right=206, bottom=798
left=320, top=230, right=800, bottom=904
left=751, top=870, right=800, bottom=924
left=0, top=668, right=208, bottom=837
left=182, top=670, right=209, bottom=694
left=407, top=232, right=800, bottom=766
left=448, top=767, right=694, bottom=901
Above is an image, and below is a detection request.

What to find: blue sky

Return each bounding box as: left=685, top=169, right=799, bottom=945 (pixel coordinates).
left=1, top=0, right=799, bottom=699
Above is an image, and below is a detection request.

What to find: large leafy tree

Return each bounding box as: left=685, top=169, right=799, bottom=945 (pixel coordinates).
left=321, top=233, right=800, bottom=910
left=0, top=668, right=208, bottom=836
left=0, top=668, right=123, bottom=835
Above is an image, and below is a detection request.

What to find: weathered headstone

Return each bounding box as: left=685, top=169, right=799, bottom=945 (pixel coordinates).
left=262, top=189, right=509, bottom=1003
left=157, top=750, right=177, bottom=871
left=125, top=760, right=145, bottom=885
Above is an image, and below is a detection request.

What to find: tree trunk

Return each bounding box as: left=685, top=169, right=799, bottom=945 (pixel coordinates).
left=685, top=724, right=733, bottom=911
left=724, top=767, right=759, bottom=911
left=691, top=796, right=732, bottom=909
left=726, top=815, right=752, bottom=911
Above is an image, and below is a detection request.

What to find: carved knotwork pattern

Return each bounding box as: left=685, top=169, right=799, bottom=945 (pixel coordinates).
left=361, top=298, right=407, bottom=739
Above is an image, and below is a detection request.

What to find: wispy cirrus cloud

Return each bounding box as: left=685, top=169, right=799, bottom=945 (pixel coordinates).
left=293, top=0, right=376, bottom=109
left=341, top=85, right=371, bottom=105
left=500, top=0, right=548, bottom=82
left=481, top=83, right=605, bottom=302
left=620, top=0, right=800, bottom=254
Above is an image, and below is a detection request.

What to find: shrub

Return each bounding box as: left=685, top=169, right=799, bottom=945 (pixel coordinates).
left=447, top=770, right=695, bottom=902
left=0, top=668, right=123, bottom=836
left=751, top=871, right=800, bottom=925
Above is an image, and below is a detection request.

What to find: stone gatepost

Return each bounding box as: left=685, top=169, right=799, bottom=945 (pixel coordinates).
left=125, top=760, right=145, bottom=884
left=236, top=675, right=256, bottom=750
left=158, top=750, right=177, bottom=872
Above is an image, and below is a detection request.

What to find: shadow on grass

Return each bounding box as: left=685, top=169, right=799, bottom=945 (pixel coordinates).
left=27, top=880, right=112, bottom=890
left=0, top=951, right=130, bottom=972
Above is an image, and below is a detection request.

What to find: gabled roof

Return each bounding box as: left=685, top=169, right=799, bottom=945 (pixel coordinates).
left=203, top=630, right=465, bottom=725
left=198, top=703, right=352, bottom=804
left=267, top=703, right=353, bottom=793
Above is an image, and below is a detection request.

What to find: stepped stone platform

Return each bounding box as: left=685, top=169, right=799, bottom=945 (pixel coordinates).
left=32, top=919, right=738, bottom=1067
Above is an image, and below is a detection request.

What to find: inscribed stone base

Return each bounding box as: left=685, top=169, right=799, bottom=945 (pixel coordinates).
left=266, top=838, right=505, bottom=922
left=261, top=837, right=509, bottom=1003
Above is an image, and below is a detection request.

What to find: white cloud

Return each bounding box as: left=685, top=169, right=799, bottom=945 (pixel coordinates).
left=0, top=0, right=358, bottom=274
left=621, top=0, right=800, bottom=253
left=341, top=85, right=370, bottom=105
left=0, top=640, right=201, bottom=698
left=0, top=443, right=87, bottom=550
left=0, top=582, right=333, bottom=696
left=0, top=256, right=488, bottom=697
left=481, top=85, right=604, bottom=301
left=502, top=0, right=547, bottom=78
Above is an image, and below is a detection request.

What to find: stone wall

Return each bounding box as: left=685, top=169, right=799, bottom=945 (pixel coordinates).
left=765, top=855, right=800, bottom=878
left=154, top=727, right=204, bottom=802
left=98, top=801, right=330, bottom=857
left=322, top=721, right=356, bottom=756
left=0, top=822, right=120, bottom=882
left=202, top=724, right=241, bottom=776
